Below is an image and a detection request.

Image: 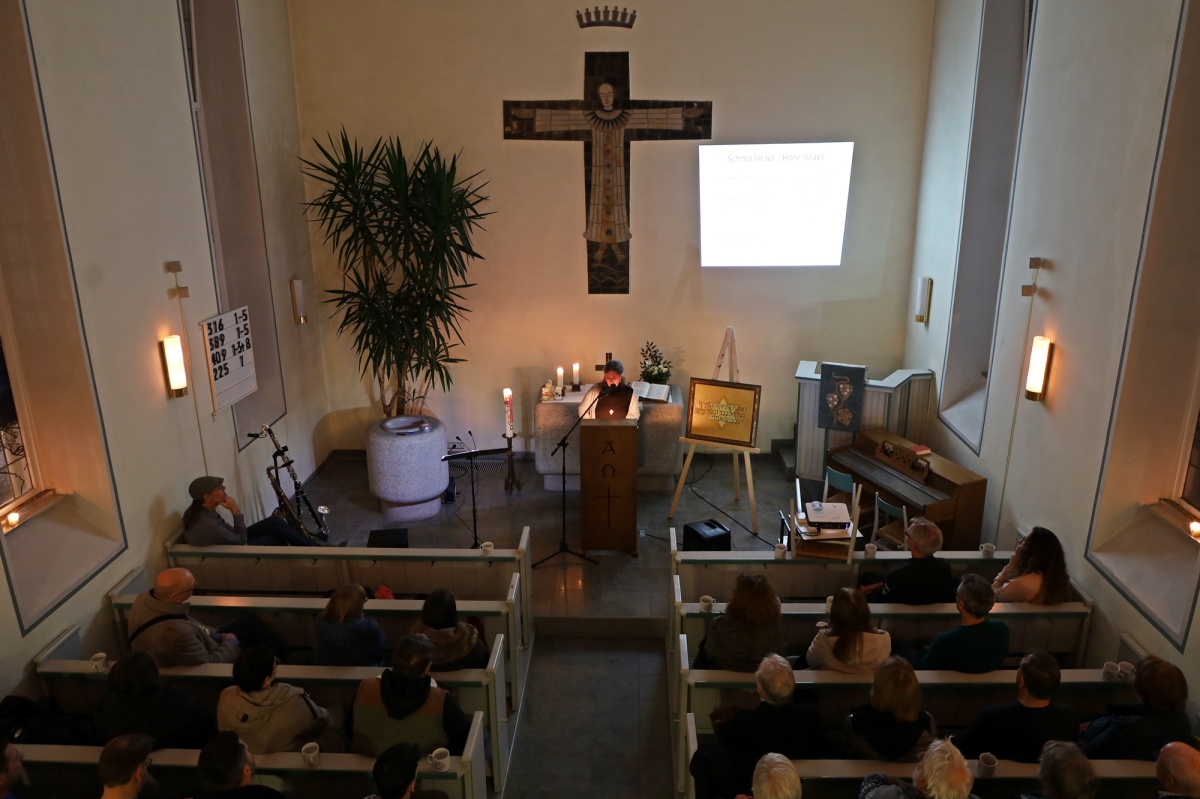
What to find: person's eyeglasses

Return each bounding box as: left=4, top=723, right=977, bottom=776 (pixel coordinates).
left=143, top=758, right=153, bottom=768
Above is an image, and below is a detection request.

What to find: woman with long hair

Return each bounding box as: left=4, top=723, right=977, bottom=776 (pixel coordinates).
left=409, top=587, right=489, bottom=671
left=693, top=572, right=785, bottom=672
left=992, top=527, right=1070, bottom=604
left=843, top=656, right=936, bottom=761
left=806, top=587, right=891, bottom=672
left=313, top=584, right=387, bottom=666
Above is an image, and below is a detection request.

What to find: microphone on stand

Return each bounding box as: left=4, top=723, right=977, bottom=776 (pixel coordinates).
left=468, top=430, right=477, bottom=450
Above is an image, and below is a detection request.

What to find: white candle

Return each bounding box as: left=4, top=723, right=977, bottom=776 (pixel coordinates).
left=503, top=388, right=515, bottom=437
left=6, top=512, right=18, bottom=528
left=556, top=367, right=564, bottom=389
left=572, top=363, right=580, bottom=385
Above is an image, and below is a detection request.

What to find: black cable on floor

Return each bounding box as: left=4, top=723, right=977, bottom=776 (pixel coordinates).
left=675, top=453, right=775, bottom=550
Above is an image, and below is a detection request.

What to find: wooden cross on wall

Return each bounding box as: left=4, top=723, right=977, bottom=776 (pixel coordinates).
left=595, top=352, right=613, bottom=376
left=505, top=52, right=713, bottom=294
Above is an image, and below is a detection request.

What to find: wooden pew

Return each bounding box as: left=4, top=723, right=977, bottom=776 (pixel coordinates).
left=670, top=577, right=1094, bottom=668
left=107, top=570, right=532, bottom=709
left=34, top=628, right=516, bottom=793
left=167, top=525, right=535, bottom=648
left=682, top=713, right=1157, bottom=799
left=16, top=710, right=488, bottom=799
left=670, top=528, right=1009, bottom=602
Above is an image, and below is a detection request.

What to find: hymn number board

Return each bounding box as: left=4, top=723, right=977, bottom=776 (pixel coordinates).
left=200, top=306, right=257, bottom=413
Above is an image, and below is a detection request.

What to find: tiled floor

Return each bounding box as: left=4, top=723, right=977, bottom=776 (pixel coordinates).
left=304, top=450, right=809, bottom=797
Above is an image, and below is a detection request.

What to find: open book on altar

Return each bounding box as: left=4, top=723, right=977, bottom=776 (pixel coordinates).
left=630, top=381, right=672, bottom=402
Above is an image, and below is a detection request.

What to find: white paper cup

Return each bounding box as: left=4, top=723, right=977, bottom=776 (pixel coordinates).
left=774, top=543, right=787, bottom=560
left=1102, top=661, right=1120, bottom=682
left=481, top=541, right=494, bottom=556
left=979, top=543, right=996, bottom=558
left=428, top=747, right=450, bottom=772
left=301, top=742, right=320, bottom=767
left=864, top=543, right=877, bottom=559
left=699, top=595, right=715, bottom=612
left=91, top=653, right=107, bottom=672
left=1118, top=661, right=1135, bottom=680
left=976, top=752, right=997, bottom=777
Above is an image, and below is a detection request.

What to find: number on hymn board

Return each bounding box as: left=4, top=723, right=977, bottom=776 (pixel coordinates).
left=200, top=306, right=257, bottom=412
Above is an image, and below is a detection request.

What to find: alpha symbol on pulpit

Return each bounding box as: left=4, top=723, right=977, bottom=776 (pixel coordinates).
left=603, top=441, right=617, bottom=454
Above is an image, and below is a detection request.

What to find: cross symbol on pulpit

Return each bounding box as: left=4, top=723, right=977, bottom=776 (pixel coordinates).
left=598, top=485, right=621, bottom=528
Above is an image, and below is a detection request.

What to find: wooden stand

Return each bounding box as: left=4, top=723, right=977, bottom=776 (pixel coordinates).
left=581, top=419, right=638, bottom=553
left=667, top=325, right=760, bottom=534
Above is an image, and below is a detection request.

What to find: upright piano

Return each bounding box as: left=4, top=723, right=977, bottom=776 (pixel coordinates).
left=828, top=428, right=986, bottom=550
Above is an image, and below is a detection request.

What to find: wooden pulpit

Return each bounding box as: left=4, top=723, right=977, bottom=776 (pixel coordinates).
left=580, top=419, right=638, bottom=553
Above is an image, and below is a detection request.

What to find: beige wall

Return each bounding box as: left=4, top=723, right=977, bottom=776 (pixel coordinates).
left=288, top=0, right=936, bottom=450
left=0, top=0, right=324, bottom=696
left=906, top=0, right=1199, bottom=676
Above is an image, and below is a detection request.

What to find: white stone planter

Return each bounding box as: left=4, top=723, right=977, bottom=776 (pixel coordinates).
left=365, top=415, right=449, bottom=521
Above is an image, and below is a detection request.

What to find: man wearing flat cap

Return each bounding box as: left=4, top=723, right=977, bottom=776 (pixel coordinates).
left=182, top=476, right=324, bottom=547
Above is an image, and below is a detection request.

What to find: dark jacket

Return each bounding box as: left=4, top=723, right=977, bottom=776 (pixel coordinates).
left=1080, top=702, right=1192, bottom=760
left=409, top=619, right=489, bottom=671
left=845, top=704, right=936, bottom=761
left=313, top=616, right=387, bottom=667
left=918, top=620, right=1010, bottom=673
left=352, top=671, right=471, bottom=757
left=878, top=557, right=956, bottom=604
left=955, top=701, right=1079, bottom=762
left=95, top=684, right=217, bottom=748
left=695, top=613, right=786, bottom=672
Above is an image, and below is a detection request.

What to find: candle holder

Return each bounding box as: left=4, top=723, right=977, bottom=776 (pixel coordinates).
left=571, top=383, right=581, bottom=393
left=503, top=434, right=522, bottom=495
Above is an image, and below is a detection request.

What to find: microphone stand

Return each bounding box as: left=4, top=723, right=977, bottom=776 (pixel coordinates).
left=534, top=387, right=609, bottom=568
left=442, top=445, right=508, bottom=549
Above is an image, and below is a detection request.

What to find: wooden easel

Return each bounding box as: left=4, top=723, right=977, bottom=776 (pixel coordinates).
left=668, top=327, right=760, bottom=533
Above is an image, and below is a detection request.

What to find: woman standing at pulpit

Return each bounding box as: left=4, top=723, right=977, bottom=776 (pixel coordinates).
left=578, top=359, right=641, bottom=421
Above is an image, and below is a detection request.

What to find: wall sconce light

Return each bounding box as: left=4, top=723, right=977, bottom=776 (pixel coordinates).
left=160, top=334, right=189, bottom=399
left=290, top=279, right=308, bottom=324
left=914, top=276, right=932, bottom=324
left=1024, top=335, right=1053, bottom=401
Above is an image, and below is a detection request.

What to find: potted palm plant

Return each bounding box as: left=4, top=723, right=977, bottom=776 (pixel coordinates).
left=303, top=131, right=489, bottom=519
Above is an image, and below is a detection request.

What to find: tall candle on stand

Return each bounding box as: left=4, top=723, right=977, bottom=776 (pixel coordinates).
left=503, top=388, right=514, bottom=437
left=556, top=367, right=563, bottom=389
left=572, top=363, right=580, bottom=387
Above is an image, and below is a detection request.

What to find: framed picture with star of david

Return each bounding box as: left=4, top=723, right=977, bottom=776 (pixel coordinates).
left=685, top=378, right=761, bottom=448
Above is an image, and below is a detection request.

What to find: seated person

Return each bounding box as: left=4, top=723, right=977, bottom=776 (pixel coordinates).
left=366, top=742, right=450, bottom=799
left=314, top=584, right=387, bottom=667
left=128, top=567, right=288, bottom=667
left=353, top=633, right=473, bottom=758
left=992, top=527, right=1071, bottom=604
left=693, top=572, right=785, bottom=672
left=196, top=731, right=285, bottom=799
left=98, top=734, right=155, bottom=799
left=0, top=739, right=21, bottom=799
left=578, top=359, right=640, bottom=421
left=953, top=650, right=1079, bottom=762
left=843, top=656, right=936, bottom=761
left=859, top=739, right=978, bottom=799
left=1080, top=655, right=1191, bottom=760
left=408, top=588, right=489, bottom=671
left=1019, top=741, right=1098, bottom=799
left=1156, top=741, right=1200, bottom=798
left=216, top=646, right=332, bottom=754
left=689, top=654, right=823, bottom=799
left=737, top=753, right=802, bottom=799
left=183, top=475, right=334, bottom=547
left=861, top=518, right=955, bottom=604
left=916, top=574, right=1009, bottom=673
left=95, top=651, right=217, bottom=748
left=807, top=587, right=892, bottom=673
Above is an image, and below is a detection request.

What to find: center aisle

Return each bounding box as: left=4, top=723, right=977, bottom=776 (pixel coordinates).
left=501, top=636, right=672, bottom=798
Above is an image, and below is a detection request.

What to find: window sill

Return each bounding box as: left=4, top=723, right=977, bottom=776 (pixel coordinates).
left=1087, top=505, right=1200, bottom=649
left=938, top=377, right=988, bottom=453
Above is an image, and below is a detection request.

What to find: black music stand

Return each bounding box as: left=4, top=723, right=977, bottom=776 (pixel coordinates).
left=442, top=446, right=506, bottom=549
left=534, top=389, right=607, bottom=568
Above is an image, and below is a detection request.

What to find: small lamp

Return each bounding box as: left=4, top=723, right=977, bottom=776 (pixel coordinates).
left=914, top=276, right=932, bottom=324
left=1024, top=336, right=1053, bottom=401
left=160, top=334, right=188, bottom=398
left=290, top=279, right=308, bottom=324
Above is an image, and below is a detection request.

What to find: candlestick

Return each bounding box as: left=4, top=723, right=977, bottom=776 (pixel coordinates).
left=572, top=363, right=580, bottom=385
left=503, top=388, right=515, bottom=437
left=556, top=367, right=564, bottom=389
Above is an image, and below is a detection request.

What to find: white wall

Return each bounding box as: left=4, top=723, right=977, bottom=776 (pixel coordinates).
left=906, top=0, right=1200, bottom=677
left=0, top=0, right=325, bottom=696
left=288, top=0, right=936, bottom=451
